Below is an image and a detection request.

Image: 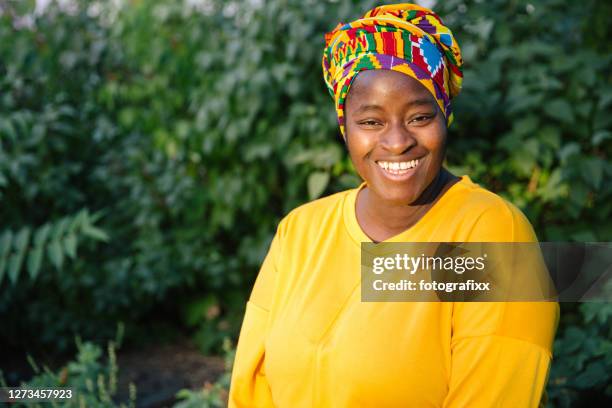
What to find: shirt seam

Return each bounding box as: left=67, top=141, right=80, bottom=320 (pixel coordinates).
left=451, top=332, right=553, bottom=359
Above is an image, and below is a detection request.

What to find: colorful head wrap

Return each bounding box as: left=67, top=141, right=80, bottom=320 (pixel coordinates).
left=322, top=3, right=463, bottom=137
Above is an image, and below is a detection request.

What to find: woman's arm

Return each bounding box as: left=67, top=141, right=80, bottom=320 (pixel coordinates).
left=443, top=301, right=559, bottom=407
left=443, top=200, right=559, bottom=407
left=228, top=231, right=282, bottom=407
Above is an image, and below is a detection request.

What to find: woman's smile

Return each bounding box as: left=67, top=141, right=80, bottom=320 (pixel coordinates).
left=375, top=157, right=422, bottom=180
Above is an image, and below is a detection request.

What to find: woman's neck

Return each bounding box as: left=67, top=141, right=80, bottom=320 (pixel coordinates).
left=356, top=168, right=459, bottom=242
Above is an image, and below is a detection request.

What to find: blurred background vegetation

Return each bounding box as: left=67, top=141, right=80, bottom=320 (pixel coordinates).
left=0, top=0, right=610, bottom=406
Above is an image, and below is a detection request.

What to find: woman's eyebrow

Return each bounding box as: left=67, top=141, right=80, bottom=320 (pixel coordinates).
left=402, top=98, right=436, bottom=109
left=355, top=104, right=385, bottom=114
left=355, top=99, right=435, bottom=114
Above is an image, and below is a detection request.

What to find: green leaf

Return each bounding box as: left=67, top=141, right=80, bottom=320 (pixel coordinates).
left=47, top=240, right=64, bottom=270
left=574, top=361, right=607, bottom=389
left=307, top=171, right=330, bottom=200
left=513, top=115, right=538, bottom=137
left=538, top=169, right=566, bottom=202
left=563, top=326, right=586, bottom=353
left=8, top=252, right=24, bottom=284
left=538, top=127, right=561, bottom=150
left=287, top=149, right=315, bottom=166
left=27, top=246, right=44, bottom=280
left=12, top=0, right=36, bottom=15
left=581, top=158, right=604, bottom=189
left=544, top=100, right=575, bottom=123
left=571, top=230, right=597, bottom=242
left=14, top=227, right=30, bottom=255
left=0, top=118, right=17, bottom=141
left=0, top=256, right=5, bottom=284
left=34, top=224, right=51, bottom=247
left=511, top=139, right=539, bottom=177
left=69, top=209, right=89, bottom=233
left=81, top=225, right=110, bottom=242
left=64, top=234, right=77, bottom=259
left=51, top=218, right=70, bottom=241
left=88, top=210, right=105, bottom=224
left=568, top=182, right=589, bottom=208
left=592, top=130, right=611, bottom=146
left=0, top=230, right=12, bottom=259
left=559, top=143, right=581, bottom=163
left=312, top=145, right=342, bottom=168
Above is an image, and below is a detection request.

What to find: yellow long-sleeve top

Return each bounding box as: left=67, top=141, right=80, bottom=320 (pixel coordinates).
left=229, top=175, right=559, bottom=407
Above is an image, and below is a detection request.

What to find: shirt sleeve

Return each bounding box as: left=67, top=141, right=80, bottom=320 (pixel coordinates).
left=443, top=302, right=559, bottom=408
left=443, top=200, right=560, bottom=408
left=228, top=227, right=282, bottom=408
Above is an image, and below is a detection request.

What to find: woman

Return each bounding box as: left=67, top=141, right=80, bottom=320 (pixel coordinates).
left=229, top=4, right=558, bottom=407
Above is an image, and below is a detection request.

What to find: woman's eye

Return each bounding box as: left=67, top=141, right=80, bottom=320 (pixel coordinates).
left=410, top=114, right=434, bottom=124
left=358, top=120, right=381, bottom=126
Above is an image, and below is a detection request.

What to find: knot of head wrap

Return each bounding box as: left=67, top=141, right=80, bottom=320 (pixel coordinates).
left=322, top=3, right=463, bottom=137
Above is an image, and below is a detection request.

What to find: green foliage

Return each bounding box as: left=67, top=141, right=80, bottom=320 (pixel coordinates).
left=179, top=293, right=242, bottom=354
left=0, top=0, right=609, bottom=405
left=0, top=209, right=108, bottom=284
left=1, top=336, right=136, bottom=408
left=548, top=302, right=612, bottom=406
left=0, top=0, right=378, bottom=353
left=3, top=334, right=232, bottom=408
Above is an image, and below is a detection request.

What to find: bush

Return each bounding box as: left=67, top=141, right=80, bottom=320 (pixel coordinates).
left=1, top=336, right=137, bottom=408
left=0, top=0, right=379, bottom=352
left=3, top=334, right=236, bottom=408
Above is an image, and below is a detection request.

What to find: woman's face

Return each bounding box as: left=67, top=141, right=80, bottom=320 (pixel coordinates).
left=344, top=69, right=447, bottom=205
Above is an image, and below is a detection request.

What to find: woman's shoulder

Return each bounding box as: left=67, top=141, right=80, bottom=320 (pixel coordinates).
left=449, top=175, right=511, bottom=209
left=277, top=188, right=354, bottom=236
left=449, top=175, right=524, bottom=217
left=447, top=176, right=537, bottom=242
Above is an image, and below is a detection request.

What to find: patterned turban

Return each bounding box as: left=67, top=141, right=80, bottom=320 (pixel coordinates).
left=322, top=3, right=463, bottom=137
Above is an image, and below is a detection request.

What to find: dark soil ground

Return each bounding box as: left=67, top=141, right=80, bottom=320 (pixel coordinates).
left=116, top=340, right=226, bottom=407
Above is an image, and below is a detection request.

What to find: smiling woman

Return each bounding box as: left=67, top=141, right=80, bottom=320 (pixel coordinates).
left=229, top=3, right=558, bottom=408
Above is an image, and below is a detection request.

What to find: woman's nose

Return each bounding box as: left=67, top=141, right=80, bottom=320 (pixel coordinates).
left=379, top=121, right=417, bottom=155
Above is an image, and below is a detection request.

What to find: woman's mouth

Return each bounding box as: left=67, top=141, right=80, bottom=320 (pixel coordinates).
left=375, top=159, right=420, bottom=179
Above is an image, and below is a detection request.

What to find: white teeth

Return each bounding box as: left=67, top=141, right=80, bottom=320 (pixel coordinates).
left=376, top=159, right=419, bottom=174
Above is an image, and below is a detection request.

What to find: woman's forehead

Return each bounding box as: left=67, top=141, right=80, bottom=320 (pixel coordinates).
left=347, top=70, right=436, bottom=108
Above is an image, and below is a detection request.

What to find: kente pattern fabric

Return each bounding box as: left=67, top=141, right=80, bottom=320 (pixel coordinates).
left=322, top=3, right=464, bottom=136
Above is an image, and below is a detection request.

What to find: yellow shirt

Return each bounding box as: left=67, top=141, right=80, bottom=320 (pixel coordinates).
left=229, top=175, right=559, bottom=407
